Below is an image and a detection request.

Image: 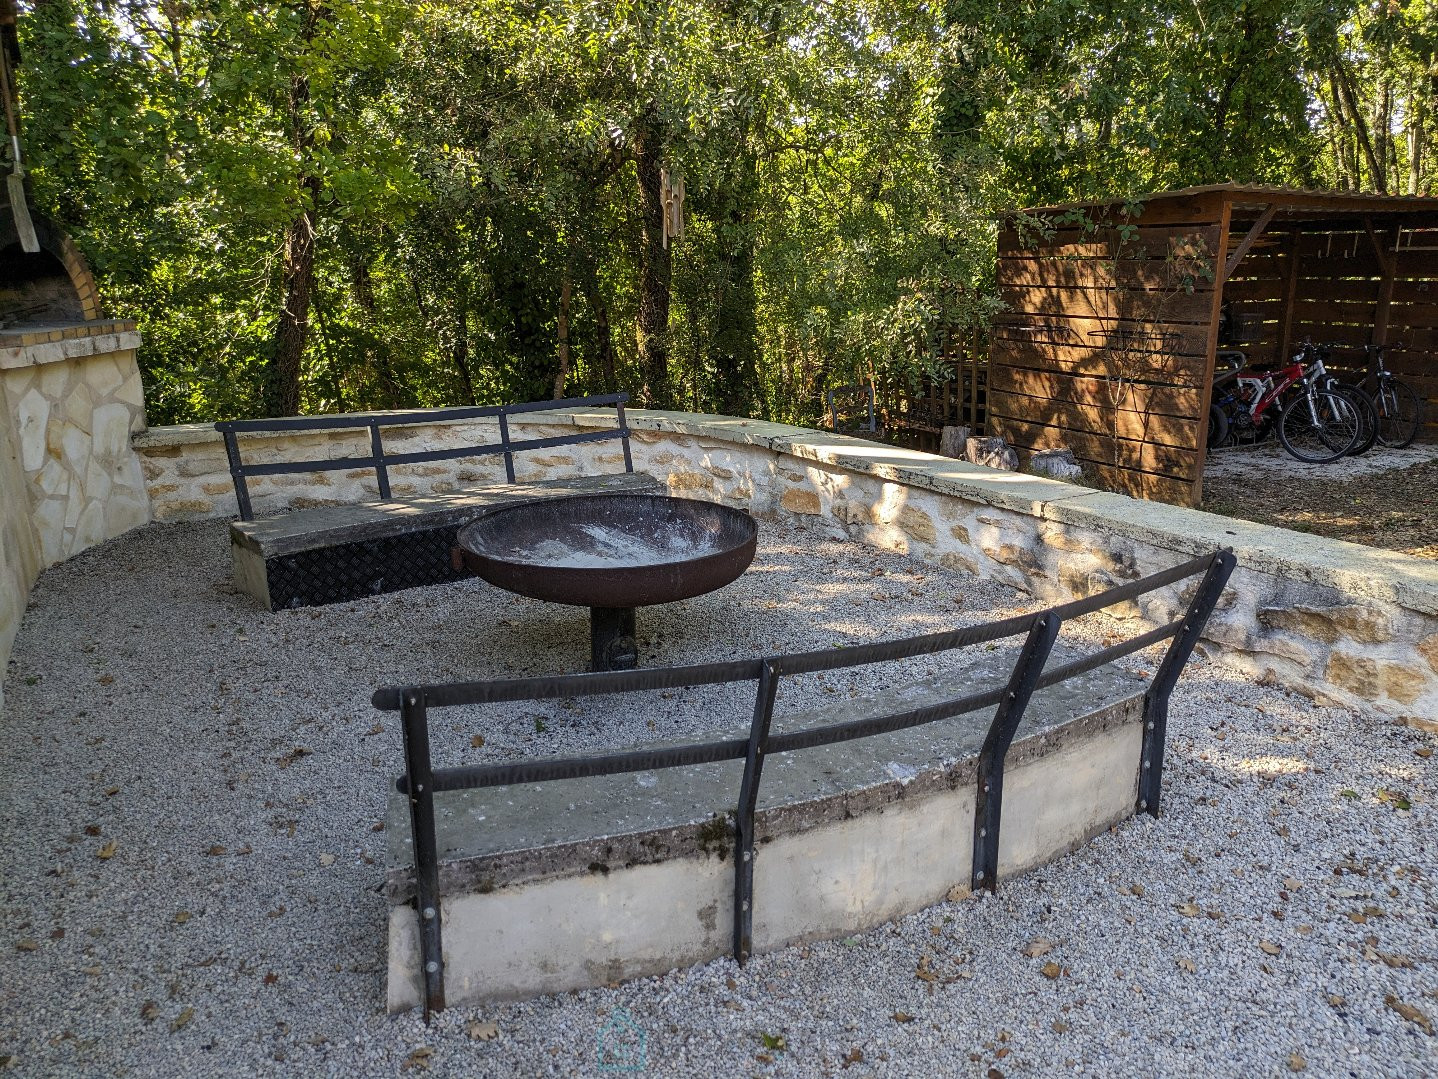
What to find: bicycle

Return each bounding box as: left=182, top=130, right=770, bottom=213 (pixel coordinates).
left=1208, top=343, right=1364, bottom=463
left=1361, top=344, right=1424, bottom=448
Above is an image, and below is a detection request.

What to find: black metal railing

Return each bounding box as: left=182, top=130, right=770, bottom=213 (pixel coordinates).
left=214, top=393, right=633, bottom=521
left=374, top=548, right=1235, bottom=1018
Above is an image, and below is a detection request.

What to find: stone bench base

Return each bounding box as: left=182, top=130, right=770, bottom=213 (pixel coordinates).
left=230, top=472, right=662, bottom=610
left=383, top=656, right=1147, bottom=1010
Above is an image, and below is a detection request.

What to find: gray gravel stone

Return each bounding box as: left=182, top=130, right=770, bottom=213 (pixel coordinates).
left=0, top=516, right=1433, bottom=1078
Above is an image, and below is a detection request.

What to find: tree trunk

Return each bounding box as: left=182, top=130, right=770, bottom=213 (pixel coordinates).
left=633, top=116, right=672, bottom=407
left=451, top=279, right=476, bottom=406
left=264, top=174, right=320, bottom=416
left=262, top=4, right=327, bottom=417
left=348, top=252, right=404, bottom=408
left=581, top=258, right=617, bottom=392
left=710, top=142, right=761, bottom=418
left=553, top=272, right=571, bottom=399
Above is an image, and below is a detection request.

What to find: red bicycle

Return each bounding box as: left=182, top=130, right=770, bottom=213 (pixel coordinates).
left=1209, top=343, right=1364, bottom=463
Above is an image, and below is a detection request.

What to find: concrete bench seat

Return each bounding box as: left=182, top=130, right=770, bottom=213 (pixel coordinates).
left=383, top=650, right=1148, bottom=1010
left=216, top=394, right=651, bottom=610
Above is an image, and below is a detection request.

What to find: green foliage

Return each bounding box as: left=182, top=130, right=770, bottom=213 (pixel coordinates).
left=9, top=0, right=1423, bottom=427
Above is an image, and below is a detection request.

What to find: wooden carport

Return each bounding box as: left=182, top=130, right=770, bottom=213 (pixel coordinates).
left=986, top=183, right=1438, bottom=506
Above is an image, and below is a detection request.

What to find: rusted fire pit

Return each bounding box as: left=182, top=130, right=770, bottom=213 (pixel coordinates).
left=456, top=493, right=758, bottom=670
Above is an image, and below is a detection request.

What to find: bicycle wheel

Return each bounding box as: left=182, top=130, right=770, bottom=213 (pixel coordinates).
left=1331, top=382, right=1378, bottom=455
left=1373, top=377, right=1424, bottom=448
left=1207, top=403, right=1230, bottom=449
left=1277, top=389, right=1361, bottom=463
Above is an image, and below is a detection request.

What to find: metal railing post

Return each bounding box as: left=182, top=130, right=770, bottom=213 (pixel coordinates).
left=1137, top=550, right=1236, bottom=816
left=220, top=429, right=253, bottom=521
left=497, top=409, right=516, bottom=484
left=370, top=421, right=392, bottom=501
left=616, top=403, right=634, bottom=473
left=400, top=689, right=446, bottom=1019
left=733, top=659, right=780, bottom=964
left=971, top=614, right=1061, bottom=893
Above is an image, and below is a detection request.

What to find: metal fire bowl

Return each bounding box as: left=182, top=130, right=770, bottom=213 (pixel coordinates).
left=456, top=494, right=758, bottom=609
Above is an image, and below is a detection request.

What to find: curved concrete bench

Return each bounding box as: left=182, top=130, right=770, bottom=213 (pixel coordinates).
left=378, top=550, right=1233, bottom=1014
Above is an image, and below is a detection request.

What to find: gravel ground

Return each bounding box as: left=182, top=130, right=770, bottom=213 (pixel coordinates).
left=1203, top=444, right=1438, bottom=559
left=1, top=517, right=1434, bottom=1078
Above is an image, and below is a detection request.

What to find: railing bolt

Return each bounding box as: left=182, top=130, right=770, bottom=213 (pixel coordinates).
left=742, top=900, right=750, bottom=912
left=1138, top=800, right=1148, bottom=810
left=979, top=828, right=987, bottom=839
left=742, top=850, right=751, bottom=862
left=1146, top=721, right=1155, bottom=731
left=1142, top=760, right=1151, bottom=770
left=974, top=869, right=985, bottom=880
left=425, top=961, right=439, bottom=974
left=423, top=907, right=436, bottom=920
left=983, top=783, right=990, bottom=794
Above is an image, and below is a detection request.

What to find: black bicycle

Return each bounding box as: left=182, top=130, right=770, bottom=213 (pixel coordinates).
left=1361, top=344, right=1424, bottom=448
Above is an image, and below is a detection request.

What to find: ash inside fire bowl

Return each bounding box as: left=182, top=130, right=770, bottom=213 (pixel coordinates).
left=507, top=520, right=710, bottom=569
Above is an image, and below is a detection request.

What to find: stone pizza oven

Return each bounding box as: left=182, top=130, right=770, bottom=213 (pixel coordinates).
left=0, top=198, right=150, bottom=566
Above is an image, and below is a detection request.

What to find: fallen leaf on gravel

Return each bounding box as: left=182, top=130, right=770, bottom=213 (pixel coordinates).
left=139, top=1001, right=159, bottom=1022
left=1327, top=994, right=1345, bottom=1008
left=170, top=1007, right=194, bottom=1032
left=1284, top=877, right=1302, bottom=891
left=1416, top=747, right=1433, bottom=759
left=96, top=840, right=117, bottom=860
left=319, top=853, right=336, bottom=866
left=366, top=723, right=384, bottom=736
left=205, top=845, right=226, bottom=856
left=1041, top=962, right=1062, bottom=980
left=1259, top=940, right=1282, bottom=956
left=470, top=735, right=485, bottom=748
left=173, top=911, right=191, bottom=925
left=49, top=929, right=63, bottom=940
left=915, top=956, right=938, bottom=983
left=726, top=977, right=738, bottom=990
left=1052, top=1021, right=1070, bottom=1033
left=1176, top=902, right=1200, bottom=917
left=1385, top=995, right=1433, bottom=1034
left=84, top=825, right=101, bottom=837
left=755, top=1052, right=773, bottom=1064
left=401, top=1047, right=433, bottom=1070
left=1346, top=912, right=1367, bottom=924
left=97, top=675, right=114, bottom=686
left=1288, top=1051, right=1307, bottom=1071
left=467, top=1021, right=498, bottom=1041
left=842, top=1048, right=863, bottom=1066
left=14, top=939, right=37, bottom=952
left=1129, top=883, right=1145, bottom=897
left=104, top=786, right=120, bottom=796
left=1023, top=938, right=1054, bottom=958
left=262, top=972, right=278, bottom=985
left=946, top=884, right=969, bottom=902
left=759, top=1032, right=786, bottom=1051
left=987, top=1069, right=1004, bottom=1079
left=275, top=747, right=312, bottom=769
left=1176, top=958, right=1196, bottom=973
left=893, top=1011, right=915, bottom=1023
left=1378, top=951, right=1414, bottom=969
left=81, top=965, right=101, bottom=976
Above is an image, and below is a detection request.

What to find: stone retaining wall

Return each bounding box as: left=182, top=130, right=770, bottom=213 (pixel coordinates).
left=0, top=322, right=151, bottom=712
left=132, top=409, right=1438, bottom=719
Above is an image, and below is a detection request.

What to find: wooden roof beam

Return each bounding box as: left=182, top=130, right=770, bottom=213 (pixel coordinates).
left=1221, top=204, right=1277, bottom=284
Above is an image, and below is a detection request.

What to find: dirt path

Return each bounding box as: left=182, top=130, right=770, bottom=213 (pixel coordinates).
left=1202, top=447, right=1438, bottom=559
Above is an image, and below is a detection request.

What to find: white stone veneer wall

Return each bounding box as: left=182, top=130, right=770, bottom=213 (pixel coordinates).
left=0, top=326, right=152, bottom=712
left=133, top=408, right=1438, bottom=719
left=0, top=328, right=150, bottom=566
